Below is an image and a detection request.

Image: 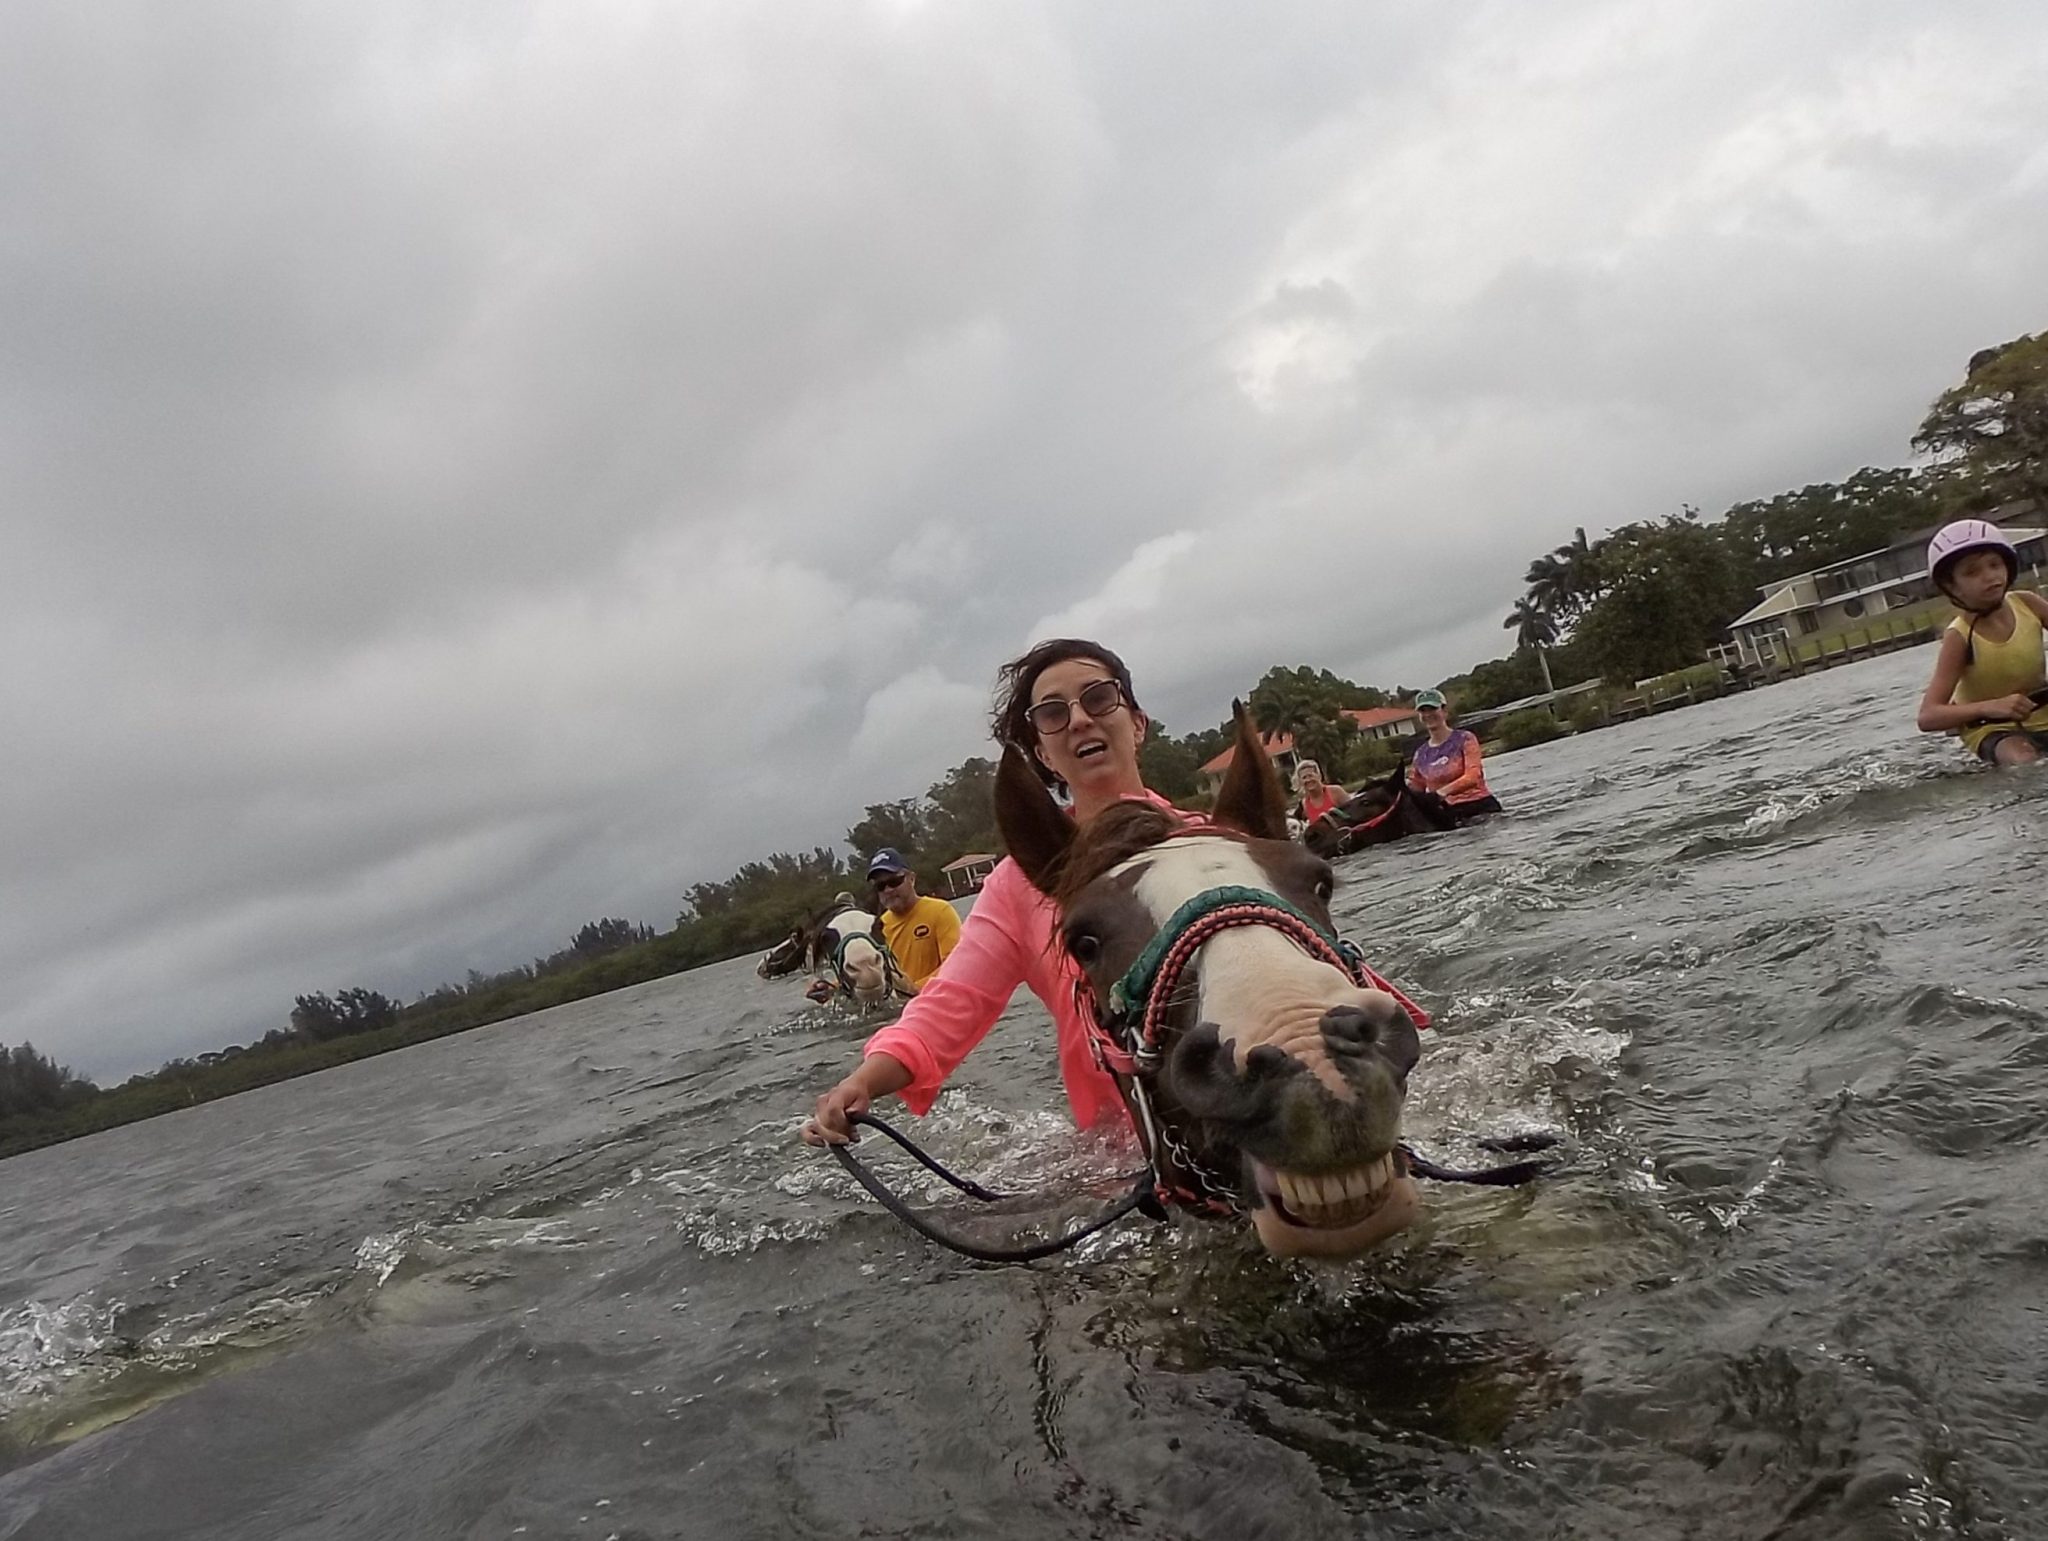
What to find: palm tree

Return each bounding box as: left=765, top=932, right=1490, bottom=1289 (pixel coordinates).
left=1523, top=554, right=1575, bottom=620
left=1503, top=598, right=1558, bottom=695
left=1549, top=525, right=1612, bottom=615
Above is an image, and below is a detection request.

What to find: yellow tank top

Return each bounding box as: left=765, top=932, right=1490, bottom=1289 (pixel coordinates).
left=1950, top=594, right=2048, bottom=752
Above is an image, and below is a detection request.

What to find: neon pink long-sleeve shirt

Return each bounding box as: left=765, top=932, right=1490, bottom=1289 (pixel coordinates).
left=862, top=791, right=1197, bottom=1130
left=862, top=850, right=1125, bottom=1130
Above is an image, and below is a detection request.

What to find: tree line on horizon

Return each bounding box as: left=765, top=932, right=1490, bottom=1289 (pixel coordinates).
left=7, top=328, right=2041, bottom=1160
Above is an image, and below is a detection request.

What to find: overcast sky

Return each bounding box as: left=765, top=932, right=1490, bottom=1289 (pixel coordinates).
left=6, top=1, right=2046, bottom=1078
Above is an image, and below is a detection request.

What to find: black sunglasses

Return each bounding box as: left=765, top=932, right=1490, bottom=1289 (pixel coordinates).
left=1025, top=677, right=1126, bottom=735
left=873, top=871, right=911, bottom=892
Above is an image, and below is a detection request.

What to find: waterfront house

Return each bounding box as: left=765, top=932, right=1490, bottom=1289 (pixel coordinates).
left=1728, top=521, right=2047, bottom=669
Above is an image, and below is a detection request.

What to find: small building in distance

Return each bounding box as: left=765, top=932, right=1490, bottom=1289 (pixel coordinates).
left=941, top=852, right=999, bottom=897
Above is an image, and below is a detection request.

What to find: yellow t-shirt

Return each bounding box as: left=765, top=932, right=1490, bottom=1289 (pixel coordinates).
left=1950, top=594, right=2048, bottom=753
left=880, top=895, right=962, bottom=987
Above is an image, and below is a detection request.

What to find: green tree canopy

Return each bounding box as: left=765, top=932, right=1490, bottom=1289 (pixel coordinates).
left=0, top=1042, right=96, bottom=1120
left=1246, top=665, right=1386, bottom=734
left=1914, top=331, right=2048, bottom=512
left=1570, top=514, right=1750, bottom=681
left=289, top=988, right=400, bottom=1042
left=1137, top=725, right=1204, bottom=800
left=571, top=918, right=656, bottom=958
left=1717, top=466, right=1942, bottom=585
left=845, top=800, right=928, bottom=863
left=920, top=758, right=999, bottom=858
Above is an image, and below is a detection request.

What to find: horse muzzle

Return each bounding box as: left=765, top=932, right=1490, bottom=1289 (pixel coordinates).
left=1247, top=1154, right=1421, bottom=1257
left=1164, top=994, right=1421, bottom=1257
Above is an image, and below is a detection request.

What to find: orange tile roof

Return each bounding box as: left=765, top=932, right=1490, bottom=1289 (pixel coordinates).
left=1345, top=705, right=1422, bottom=730
left=1198, top=707, right=1421, bottom=774
left=1200, top=729, right=1293, bottom=776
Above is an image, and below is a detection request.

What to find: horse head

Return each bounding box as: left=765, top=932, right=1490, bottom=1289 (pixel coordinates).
left=838, top=940, right=893, bottom=1009
left=997, top=703, right=1424, bottom=1258
left=757, top=927, right=808, bottom=978
left=1302, top=766, right=1451, bottom=859
left=803, top=902, right=895, bottom=1010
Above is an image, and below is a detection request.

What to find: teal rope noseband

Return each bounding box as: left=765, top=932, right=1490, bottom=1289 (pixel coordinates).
left=1103, top=884, right=1359, bottom=1031
left=830, top=921, right=905, bottom=997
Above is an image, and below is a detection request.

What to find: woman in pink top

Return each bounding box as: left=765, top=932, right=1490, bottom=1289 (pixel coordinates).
left=801, top=638, right=1168, bottom=1146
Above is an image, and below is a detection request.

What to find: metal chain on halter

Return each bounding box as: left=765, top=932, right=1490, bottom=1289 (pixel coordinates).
left=1152, top=1098, right=1240, bottom=1210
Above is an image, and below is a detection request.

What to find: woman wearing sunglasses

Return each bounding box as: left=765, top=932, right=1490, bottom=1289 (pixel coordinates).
left=802, top=638, right=1171, bottom=1148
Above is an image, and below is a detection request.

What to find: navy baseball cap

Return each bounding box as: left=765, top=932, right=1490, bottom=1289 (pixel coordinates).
left=865, top=847, right=911, bottom=880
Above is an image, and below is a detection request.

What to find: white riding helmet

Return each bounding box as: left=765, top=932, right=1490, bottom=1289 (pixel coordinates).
left=1926, top=519, right=2017, bottom=590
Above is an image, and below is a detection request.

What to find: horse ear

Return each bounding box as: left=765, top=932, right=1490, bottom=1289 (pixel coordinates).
left=996, top=744, right=1075, bottom=895
left=1213, top=699, right=1290, bottom=841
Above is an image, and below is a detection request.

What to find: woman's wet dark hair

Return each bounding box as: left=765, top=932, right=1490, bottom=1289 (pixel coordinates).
left=992, top=638, right=1145, bottom=788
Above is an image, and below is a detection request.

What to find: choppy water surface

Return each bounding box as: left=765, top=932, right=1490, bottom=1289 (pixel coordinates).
left=6, top=648, right=2048, bottom=1540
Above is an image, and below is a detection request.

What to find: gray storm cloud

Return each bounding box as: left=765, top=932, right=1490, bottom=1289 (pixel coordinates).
left=4, top=0, right=2045, bottom=1075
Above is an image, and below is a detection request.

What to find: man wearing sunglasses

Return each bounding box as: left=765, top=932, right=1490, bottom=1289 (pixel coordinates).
left=867, top=848, right=961, bottom=992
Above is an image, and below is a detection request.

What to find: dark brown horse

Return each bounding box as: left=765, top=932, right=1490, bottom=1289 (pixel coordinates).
left=1301, top=765, right=1457, bottom=859
left=995, top=704, right=1426, bottom=1258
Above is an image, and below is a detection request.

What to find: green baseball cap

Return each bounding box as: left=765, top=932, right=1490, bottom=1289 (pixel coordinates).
left=1413, top=689, right=1446, bottom=709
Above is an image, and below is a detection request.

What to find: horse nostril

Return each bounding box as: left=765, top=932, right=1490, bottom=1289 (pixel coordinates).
left=1320, top=1004, right=1379, bottom=1047
left=1244, top=1043, right=1290, bottom=1080
left=1320, top=998, right=1422, bottom=1074
left=1168, top=1024, right=1278, bottom=1121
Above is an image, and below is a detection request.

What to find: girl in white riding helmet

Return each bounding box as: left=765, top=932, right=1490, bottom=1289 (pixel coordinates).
left=1915, top=519, right=2048, bottom=764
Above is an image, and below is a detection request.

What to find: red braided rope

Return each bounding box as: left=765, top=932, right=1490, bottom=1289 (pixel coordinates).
left=1139, top=904, right=1352, bottom=1051
left=1347, top=793, right=1404, bottom=833
left=1313, top=787, right=1405, bottom=840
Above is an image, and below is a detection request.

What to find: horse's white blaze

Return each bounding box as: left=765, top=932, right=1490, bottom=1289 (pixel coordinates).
left=824, top=907, right=878, bottom=937
left=817, top=909, right=891, bottom=1005
left=1114, top=836, right=1385, bottom=1099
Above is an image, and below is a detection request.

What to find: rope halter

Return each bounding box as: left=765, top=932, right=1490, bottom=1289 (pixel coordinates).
left=1089, top=883, right=1429, bottom=1075
left=828, top=919, right=907, bottom=1001
left=1077, top=881, right=1431, bottom=1217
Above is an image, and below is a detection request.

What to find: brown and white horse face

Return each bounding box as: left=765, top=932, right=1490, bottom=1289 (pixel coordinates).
left=806, top=909, right=894, bottom=1010
left=837, top=941, right=891, bottom=1009
left=1059, top=828, right=1422, bottom=1257
left=758, top=929, right=807, bottom=978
